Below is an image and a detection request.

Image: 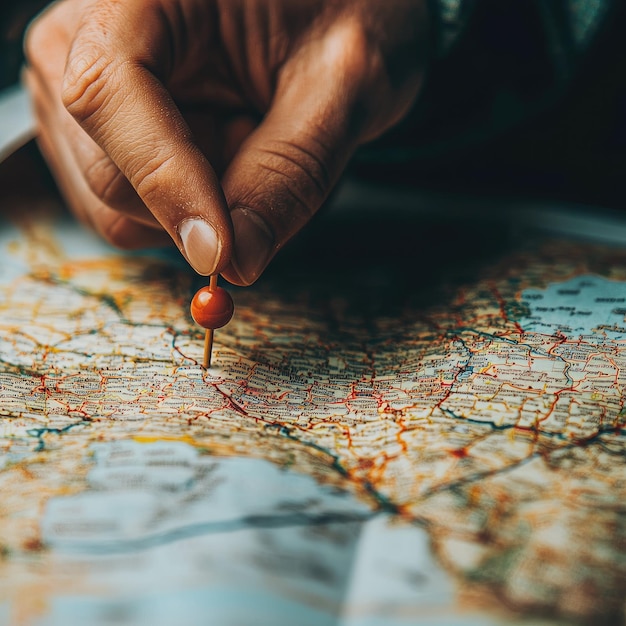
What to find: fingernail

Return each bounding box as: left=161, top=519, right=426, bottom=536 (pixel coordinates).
left=178, top=218, right=221, bottom=275
left=231, top=208, right=274, bottom=285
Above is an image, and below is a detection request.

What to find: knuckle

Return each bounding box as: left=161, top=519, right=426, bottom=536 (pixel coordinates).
left=24, top=0, right=76, bottom=68
left=23, top=19, right=45, bottom=68
left=23, top=5, right=62, bottom=69
left=334, top=20, right=371, bottom=73
left=316, top=18, right=372, bottom=88
left=61, top=48, right=114, bottom=123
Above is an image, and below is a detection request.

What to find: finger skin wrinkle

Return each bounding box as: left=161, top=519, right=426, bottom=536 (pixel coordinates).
left=84, top=154, right=125, bottom=205
left=258, top=141, right=329, bottom=199
left=256, top=163, right=316, bottom=222
left=62, top=49, right=116, bottom=124
left=285, top=138, right=332, bottom=191
left=281, top=180, right=317, bottom=224
left=131, top=149, right=183, bottom=208
left=260, top=143, right=329, bottom=195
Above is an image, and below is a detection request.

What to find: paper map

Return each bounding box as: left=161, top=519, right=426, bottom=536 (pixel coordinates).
left=0, top=194, right=624, bottom=625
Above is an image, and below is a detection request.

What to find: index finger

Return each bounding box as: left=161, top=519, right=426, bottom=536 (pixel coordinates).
left=61, top=0, right=232, bottom=275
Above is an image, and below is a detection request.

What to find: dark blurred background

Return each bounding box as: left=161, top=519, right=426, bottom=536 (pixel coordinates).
left=2, top=1, right=626, bottom=210
left=0, top=3, right=48, bottom=88
left=357, top=2, right=626, bottom=210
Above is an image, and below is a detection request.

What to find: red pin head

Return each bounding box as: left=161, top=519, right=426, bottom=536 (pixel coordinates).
left=191, top=285, right=234, bottom=329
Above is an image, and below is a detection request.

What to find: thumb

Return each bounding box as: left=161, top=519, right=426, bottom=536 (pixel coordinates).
left=220, top=31, right=368, bottom=285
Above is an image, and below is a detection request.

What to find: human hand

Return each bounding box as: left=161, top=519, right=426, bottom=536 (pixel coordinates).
left=24, top=0, right=429, bottom=285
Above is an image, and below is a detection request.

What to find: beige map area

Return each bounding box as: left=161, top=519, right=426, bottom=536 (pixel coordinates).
left=0, top=207, right=624, bottom=624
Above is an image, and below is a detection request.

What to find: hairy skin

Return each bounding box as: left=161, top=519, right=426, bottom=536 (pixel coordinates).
left=24, top=0, right=429, bottom=284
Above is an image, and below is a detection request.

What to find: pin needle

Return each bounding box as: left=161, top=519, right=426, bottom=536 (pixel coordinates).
left=190, top=274, right=234, bottom=370
left=203, top=276, right=217, bottom=368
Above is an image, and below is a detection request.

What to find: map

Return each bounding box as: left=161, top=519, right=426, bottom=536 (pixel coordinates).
left=0, top=175, right=624, bottom=625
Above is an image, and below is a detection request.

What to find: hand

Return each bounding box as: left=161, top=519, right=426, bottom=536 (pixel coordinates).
left=24, top=0, right=429, bottom=284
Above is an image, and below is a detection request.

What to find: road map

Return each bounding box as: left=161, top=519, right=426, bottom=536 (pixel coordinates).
left=0, top=184, right=624, bottom=625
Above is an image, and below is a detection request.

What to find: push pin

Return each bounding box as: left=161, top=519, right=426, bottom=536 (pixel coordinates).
left=191, top=274, right=234, bottom=368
